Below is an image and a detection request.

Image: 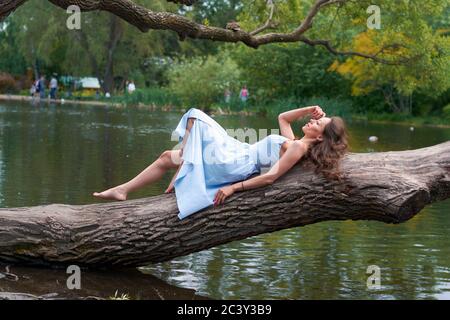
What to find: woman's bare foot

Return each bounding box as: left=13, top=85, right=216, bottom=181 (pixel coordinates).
left=92, top=186, right=127, bottom=201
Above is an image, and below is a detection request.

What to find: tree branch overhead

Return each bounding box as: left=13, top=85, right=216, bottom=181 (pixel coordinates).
left=0, top=0, right=410, bottom=64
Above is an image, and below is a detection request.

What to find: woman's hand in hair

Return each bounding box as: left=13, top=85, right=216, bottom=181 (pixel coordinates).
left=311, top=106, right=326, bottom=120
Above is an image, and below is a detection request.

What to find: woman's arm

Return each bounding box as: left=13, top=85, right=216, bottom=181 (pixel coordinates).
left=235, top=140, right=308, bottom=190
left=279, top=106, right=317, bottom=123
left=278, top=106, right=325, bottom=139
left=213, top=140, right=308, bottom=205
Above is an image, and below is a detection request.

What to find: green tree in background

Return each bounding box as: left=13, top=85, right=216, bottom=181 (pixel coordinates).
left=327, top=17, right=449, bottom=114
left=236, top=0, right=449, bottom=115
left=167, top=53, right=241, bottom=108
left=0, top=18, right=27, bottom=76
left=230, top=43, right=351, bottom=103
left=3, top=0, right=184, bottom=92
left=176, top=0, right=243, bottom=57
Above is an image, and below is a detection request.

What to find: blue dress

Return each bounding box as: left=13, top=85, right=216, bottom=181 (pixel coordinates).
left=173, top=108, right=289, bottom=219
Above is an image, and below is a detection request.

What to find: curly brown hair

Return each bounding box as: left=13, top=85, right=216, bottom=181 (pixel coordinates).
left=301, top=116, right=349, bottom=181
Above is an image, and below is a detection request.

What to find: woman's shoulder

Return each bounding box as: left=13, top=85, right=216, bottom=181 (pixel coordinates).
left=280, top=137, right=308, bottom=151
left=290, top=139, right=308, bottom=152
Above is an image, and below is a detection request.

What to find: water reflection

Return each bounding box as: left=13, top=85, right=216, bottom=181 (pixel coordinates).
left=145, top=203, right=450, bottom=299
left=0, top=101, right=449, bottom=299
left=0, top=265, right=207, bottom=300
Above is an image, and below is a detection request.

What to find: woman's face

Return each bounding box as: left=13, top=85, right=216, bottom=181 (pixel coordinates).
left=301, top=117, right=331, bottom=140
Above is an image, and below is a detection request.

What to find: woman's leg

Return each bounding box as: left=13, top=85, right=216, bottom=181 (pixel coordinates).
left=92, top=149, right=182, bottom=200
left=93, top=117, right=197, bottom=200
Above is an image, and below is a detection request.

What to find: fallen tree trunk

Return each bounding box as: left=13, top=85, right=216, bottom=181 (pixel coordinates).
left=1, top=141, right=449, bottom=268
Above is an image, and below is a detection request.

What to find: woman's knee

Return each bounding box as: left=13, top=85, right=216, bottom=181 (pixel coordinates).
left=159, top=150, right=181, bottom=168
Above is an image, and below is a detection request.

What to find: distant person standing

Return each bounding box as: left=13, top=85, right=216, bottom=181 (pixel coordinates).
left=127, top=80, right=136, bottom=94
left=34, top=78, right=40, bottom=98
left=38, top=75, right=46, bottom=99
left=239, top=85, right=249, bottom=109
left=30, top=83, right=36, bottom=97
left=49, top=74, right=58, bottom=99
left=224, top=88, right=231, bottom=104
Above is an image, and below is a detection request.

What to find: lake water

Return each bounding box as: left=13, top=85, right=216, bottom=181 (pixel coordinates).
left=0, top=100, right=449, bottom=299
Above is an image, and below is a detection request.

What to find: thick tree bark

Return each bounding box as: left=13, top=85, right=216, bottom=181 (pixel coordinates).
left=0, top=0, right=28, bottom=21
left=0, top=141, right=449, bottom=268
